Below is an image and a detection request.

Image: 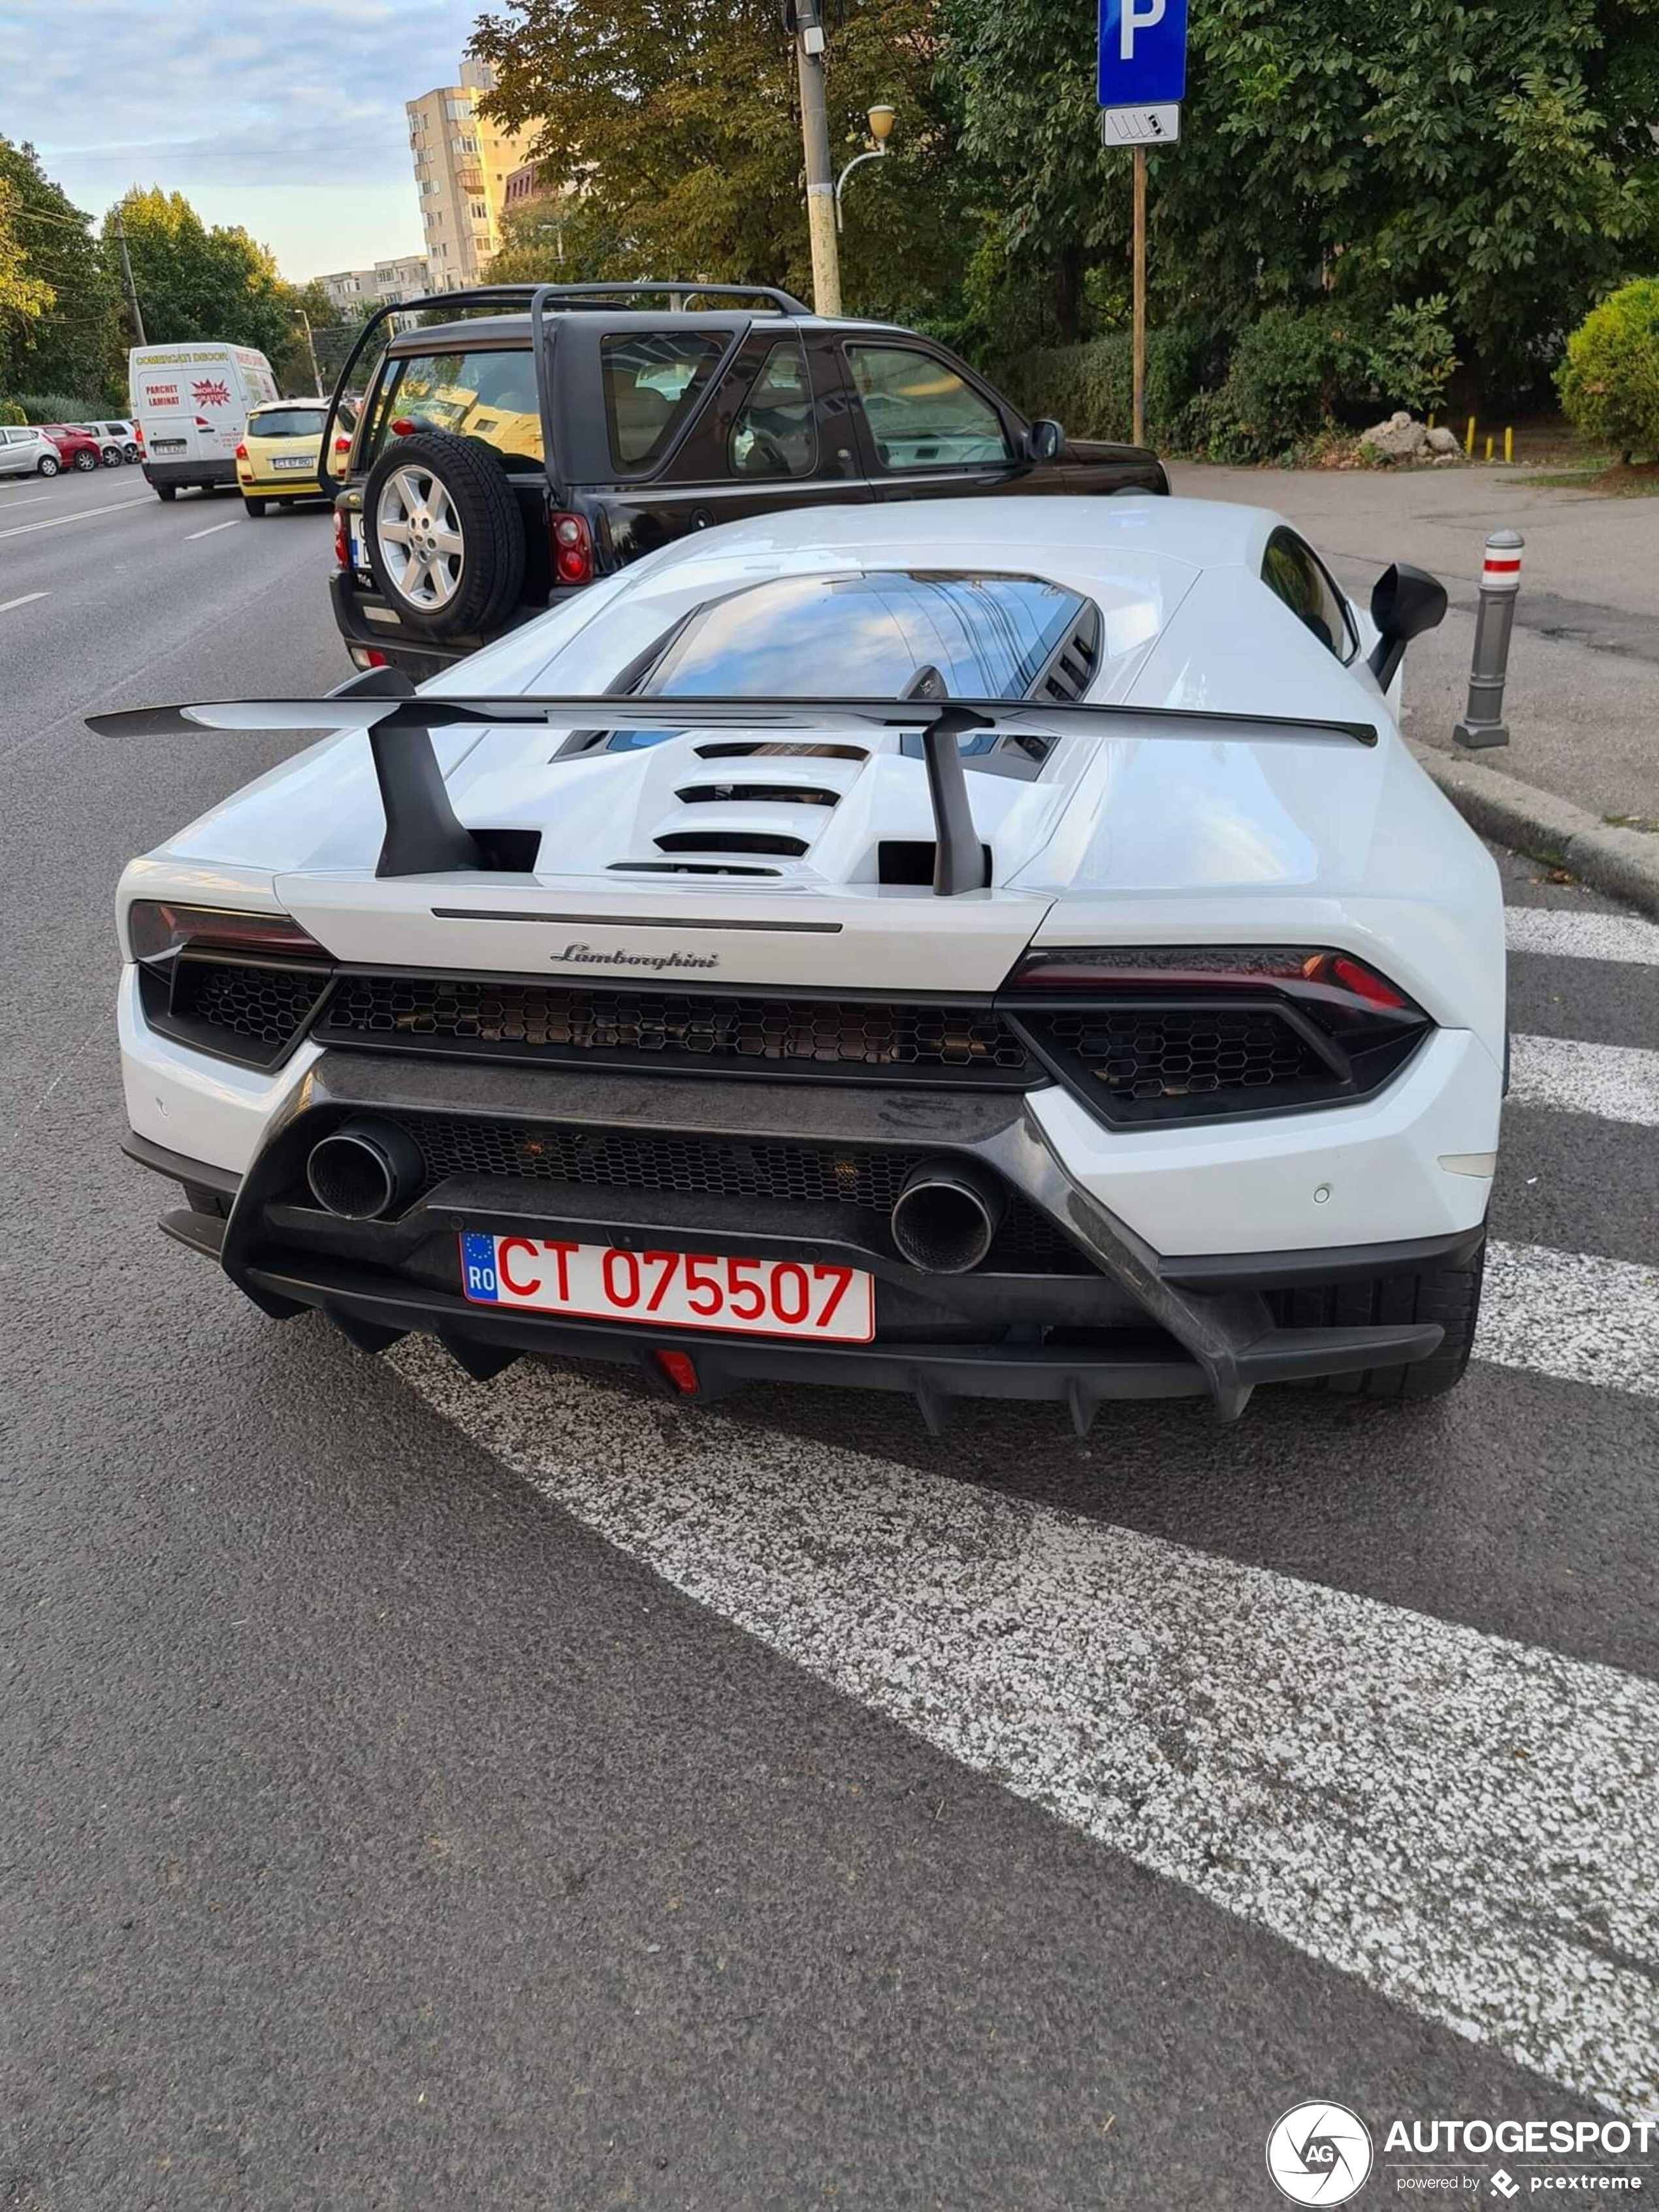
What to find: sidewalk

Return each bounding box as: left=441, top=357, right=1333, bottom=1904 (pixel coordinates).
left=1167, top=462, right=1659, bottom=830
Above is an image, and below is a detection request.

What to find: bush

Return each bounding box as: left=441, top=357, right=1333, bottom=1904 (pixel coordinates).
left=1211, top=307, right=1340, bottom=461
left=0, top=398, right=24, bottom=426
left=1353, top=297, right=1459, bottom=419
left=1007, top=321, right=1214, bottom=448
left=1556, top=280, right=1659, bottom=461
left=10, top=390, right=110, bottom=425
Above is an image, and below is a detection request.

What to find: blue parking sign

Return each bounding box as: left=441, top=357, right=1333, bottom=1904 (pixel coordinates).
left=1098, top=0, right=1189, bottom=108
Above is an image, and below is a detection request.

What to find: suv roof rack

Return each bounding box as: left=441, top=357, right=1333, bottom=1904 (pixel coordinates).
left=315, top=279, right=811, bottom=493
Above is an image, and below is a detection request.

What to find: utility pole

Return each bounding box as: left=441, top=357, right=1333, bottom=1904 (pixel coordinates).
left=112, top=208, right=146, bottom=347
left=297, top=309, right=323, bottom=393
left=1131, top=147, right=1146, bottom=447
left=792, top=0, right=842, bottom=315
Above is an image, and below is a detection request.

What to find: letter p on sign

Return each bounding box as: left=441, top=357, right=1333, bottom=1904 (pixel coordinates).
left=1098, top=0, right=1187, bottom=107
left=1120, top=0, right=1165, bottom=57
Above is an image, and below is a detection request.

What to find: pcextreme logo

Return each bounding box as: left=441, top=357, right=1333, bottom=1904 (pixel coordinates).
left=1267, top=2102, right=1376, bottom=2205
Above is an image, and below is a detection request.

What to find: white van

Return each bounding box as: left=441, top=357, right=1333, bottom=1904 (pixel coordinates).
left=129, top=343, right=279, bottom=501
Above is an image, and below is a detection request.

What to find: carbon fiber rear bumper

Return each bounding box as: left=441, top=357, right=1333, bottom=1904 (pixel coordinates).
left=125, top=1051, right=1474, bottom=1426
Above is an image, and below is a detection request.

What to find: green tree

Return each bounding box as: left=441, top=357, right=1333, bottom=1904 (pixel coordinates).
left=469, top=0, right=968, bottom=321
left=0, top=142, right=121, bottom=401
left=1556, top=278, right=1659, bottom=460
left=941, top=0, right=1659, bottom=393
left=110, top=187, right=296, bottom=360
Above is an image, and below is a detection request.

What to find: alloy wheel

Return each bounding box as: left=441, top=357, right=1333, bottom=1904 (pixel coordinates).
left=375, top=466, right=465, bottom=611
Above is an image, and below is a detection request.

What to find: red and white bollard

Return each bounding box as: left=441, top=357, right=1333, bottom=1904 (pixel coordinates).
left=1454, top=530, right=1523, bottom=748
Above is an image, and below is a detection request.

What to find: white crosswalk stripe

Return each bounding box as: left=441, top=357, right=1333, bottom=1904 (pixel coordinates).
left=390, top=882, right=1659, bottom=2121
left=1509, top=1034, right=1659, bottom=1127
left=1507, top=908, right=1659, bottom=967
left=1481, top=1242, right=1659, bottom=1398
left=390, top=1339, right=1659, bottom=2118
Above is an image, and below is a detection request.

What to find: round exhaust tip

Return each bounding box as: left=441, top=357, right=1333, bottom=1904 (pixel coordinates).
left=890, top=1159, right=1006, bottom=1275
left=306, top=1118, right=423, bottom=1221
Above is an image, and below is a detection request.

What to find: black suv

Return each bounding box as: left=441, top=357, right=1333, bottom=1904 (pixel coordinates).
left=321, top=281, right=1168, bottom=679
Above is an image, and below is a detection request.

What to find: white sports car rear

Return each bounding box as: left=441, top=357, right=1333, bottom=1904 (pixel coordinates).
left=105, top=497, right=1504, bottom=1424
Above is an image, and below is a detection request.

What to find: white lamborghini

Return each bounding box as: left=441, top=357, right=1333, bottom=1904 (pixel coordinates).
left=103, top=496, right=1504, bottom=1426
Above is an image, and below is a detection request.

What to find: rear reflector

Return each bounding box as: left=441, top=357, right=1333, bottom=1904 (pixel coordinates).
left=332, top=509, right=349, bottom=569
left=655, top=1349, right=700, bottom=1396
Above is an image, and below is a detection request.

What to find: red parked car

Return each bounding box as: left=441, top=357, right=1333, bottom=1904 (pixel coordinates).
left=36, top=425, right=104, bottom=473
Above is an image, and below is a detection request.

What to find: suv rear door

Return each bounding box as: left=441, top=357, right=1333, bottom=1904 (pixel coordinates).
left=575, top=320, right=873, bottom=565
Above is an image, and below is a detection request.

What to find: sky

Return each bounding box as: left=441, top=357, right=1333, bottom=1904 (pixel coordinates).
left=5, top=0, right=489, bottom=281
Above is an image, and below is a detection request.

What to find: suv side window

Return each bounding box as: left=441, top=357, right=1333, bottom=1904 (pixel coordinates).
left=845, top=345, right=1012, bottom=472
left=729, top=338, right=815, bottom=478
left=602, top=332, right=723, bottom=473
left=1261, top=528, right=1357, bottom=662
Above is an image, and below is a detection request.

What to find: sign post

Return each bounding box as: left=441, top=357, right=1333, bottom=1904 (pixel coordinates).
left=1097, top=0, right=1189, bottom=449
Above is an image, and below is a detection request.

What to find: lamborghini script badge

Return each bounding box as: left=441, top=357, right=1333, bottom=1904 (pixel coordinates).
left=553, top=942, right=719, bottom=973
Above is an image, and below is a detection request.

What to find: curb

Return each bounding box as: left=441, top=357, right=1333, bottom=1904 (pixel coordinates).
left=1409, top=742, right=1659, bottom=920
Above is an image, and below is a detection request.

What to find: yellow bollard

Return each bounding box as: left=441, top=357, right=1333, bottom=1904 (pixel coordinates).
left=1504, top=426, right=1513, bottom=464
left=1465, top=416, right=1477, bottom=457
left=1427, top=413, right=1436, bottom=430
left=1485, top=436, right=1494, bottom=462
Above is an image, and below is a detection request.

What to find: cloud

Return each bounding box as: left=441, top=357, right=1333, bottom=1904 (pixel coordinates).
left=9, top=0, right=484, bottom=199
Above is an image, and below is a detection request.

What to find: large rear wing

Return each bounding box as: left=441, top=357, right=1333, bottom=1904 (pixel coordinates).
left=316, top=280, right=811, bottom=492
left=90, top=681, right=1380, bottom=895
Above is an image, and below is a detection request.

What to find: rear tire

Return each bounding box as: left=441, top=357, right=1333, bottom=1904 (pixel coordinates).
left=243, top=496, right=267, bottom=517
left=362, top=429, right=524, bottom=641
left=123, top=442, right=140, bottom=462
left=101, top=445, right=123, bottom=468
left=72, top=448, right=97, bottom=472
left=1277, top=1234, right=1486, bottom=1400
left=37, top=455, right=59, bottom=477
left=155, top=483, right=177, bottom=502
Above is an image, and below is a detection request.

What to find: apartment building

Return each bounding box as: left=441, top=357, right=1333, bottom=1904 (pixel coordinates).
left=316, top=257, right=432, bottom=315
left=406, top=59, right=538, bottom=289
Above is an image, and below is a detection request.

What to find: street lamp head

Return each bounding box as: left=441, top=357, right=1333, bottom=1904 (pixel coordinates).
left=867, top=103, right=896, bottom=145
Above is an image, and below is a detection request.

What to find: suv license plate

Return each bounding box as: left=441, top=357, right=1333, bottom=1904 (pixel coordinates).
left=459, top=1234, right=874, bottom=1341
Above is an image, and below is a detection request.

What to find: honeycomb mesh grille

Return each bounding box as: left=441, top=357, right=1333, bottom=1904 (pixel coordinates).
left=395, top=1116, right=1086, bottom=1272
left=1033, top=1007, right=1321, bottom=1104
left=316, top=974, right=1032, bottom=1083
left=172, top=958, right=329, bottom=1050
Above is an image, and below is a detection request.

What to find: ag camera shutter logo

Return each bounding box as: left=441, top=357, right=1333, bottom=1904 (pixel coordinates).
left=1266, top=2102, right=1374, bottom=2205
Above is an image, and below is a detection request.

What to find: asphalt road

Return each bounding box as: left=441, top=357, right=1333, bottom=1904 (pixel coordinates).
left=1, top=464, right=1656, bottom=2211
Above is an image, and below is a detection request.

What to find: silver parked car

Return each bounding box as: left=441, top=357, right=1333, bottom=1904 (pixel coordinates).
left=0, top=426, right=64, bottom=478
left=74, top=419, right=140, bottom=465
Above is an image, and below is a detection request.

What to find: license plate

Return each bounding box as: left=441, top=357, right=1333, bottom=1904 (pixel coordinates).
left=151, top=438, right=186, bottom=453
left=271, top=455, right=310, bottom=471
left=349, top=517, right=368, bottom=568
left=459, top=1234, right=874, bottom=1341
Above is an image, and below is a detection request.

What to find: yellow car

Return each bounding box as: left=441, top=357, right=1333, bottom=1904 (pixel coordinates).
left=236, top=398, right=355, bottom=515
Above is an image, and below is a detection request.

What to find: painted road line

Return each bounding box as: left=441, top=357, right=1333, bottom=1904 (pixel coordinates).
left=1508, top=1034, right=1659, bottom=1127
left=1481, top=1240, right=1659, bottom=1398
left=0, top=495, right=50, bottom=509
left=0, top=496, right=150, bottom=543
left=1507, top=908, right=1659, bottom=967
left=0, top=592, right=48, bottom=617
left=185, top=518, right=240, bottom=541
left=389, top=1339, right=1659, bottom=2117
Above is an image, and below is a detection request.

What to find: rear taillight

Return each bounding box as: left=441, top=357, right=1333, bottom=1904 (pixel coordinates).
left=234, top=441, right=248, bottom=460
left=1003, top=946, right=1429, bottom=1125
left=390, top=417, right=416, bottom=438
left=127, top=901, right=328, bottom=965
left=551, top=511, right=593, bottom=586
left=334, top=435, right=352, bottom=454
left=333, top=509, right=349, bottom=569
left=134, top=423, right=144, bottom=446
left=364, top=649, right=388, bottom=667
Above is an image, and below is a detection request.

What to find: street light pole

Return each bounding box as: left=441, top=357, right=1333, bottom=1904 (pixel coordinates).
left=297, top=309, right=323, bottom=393
left=112, top=208, right=146, bottom=347
left=792, top=0, right=842, bottom=315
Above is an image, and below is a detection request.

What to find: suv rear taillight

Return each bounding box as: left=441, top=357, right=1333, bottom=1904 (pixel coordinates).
left=551, top=511, right=593, bottom=586
left=333, top=509, right=349, bottom=570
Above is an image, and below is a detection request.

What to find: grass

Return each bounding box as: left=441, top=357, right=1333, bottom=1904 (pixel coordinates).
left=1516, top=460, right=1659, bottom=497
left=1603, top=813, right=1659, bottom=835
